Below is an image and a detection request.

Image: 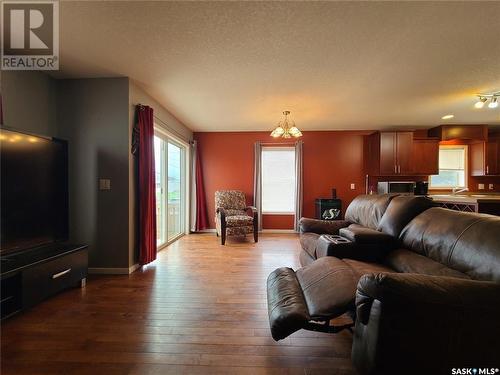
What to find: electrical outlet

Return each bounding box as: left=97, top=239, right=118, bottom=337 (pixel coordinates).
left=489, top=184, right=494, bottom=190
left=99, top=179, right=111, bottom=190
left=350, top=183, right=356, bottom=190
left=478, top=183, right=485, bottom=190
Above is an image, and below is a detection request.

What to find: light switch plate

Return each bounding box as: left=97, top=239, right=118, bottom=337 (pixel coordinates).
left=350, top=183, right=356, bottom=190
left=99, top=179, right=111, bottom=190
left=478, top=183, right=485, bottom=190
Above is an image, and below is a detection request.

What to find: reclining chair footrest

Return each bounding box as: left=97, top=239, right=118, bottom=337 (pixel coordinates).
left=267, top=259, right=359, bottom=340
left=267, top=267, right=311, bottom=341
left=304, top=321, right=354, bottom=334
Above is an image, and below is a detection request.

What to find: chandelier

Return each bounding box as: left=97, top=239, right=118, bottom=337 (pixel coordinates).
left=270, top=111, right=303, bottom=138
left=475, top=92, right=499, bottom=109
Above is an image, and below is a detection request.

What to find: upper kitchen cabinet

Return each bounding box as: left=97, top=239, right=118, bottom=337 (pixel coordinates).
left=428, top=125, right=488, bottom=141
left=471, top=136, right=500, bottom=176
left=367, top=131, right=414, bottom=175
left=412, top=137, right=439, bottom=175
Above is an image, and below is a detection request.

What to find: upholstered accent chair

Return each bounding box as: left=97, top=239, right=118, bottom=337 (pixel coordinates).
left=215, top=190, right=258, bottom=245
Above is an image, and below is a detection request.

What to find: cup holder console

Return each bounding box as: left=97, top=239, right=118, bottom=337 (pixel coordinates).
left=322, top=235, right=352, bottom=244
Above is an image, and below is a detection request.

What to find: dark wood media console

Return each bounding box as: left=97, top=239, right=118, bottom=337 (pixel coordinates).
left=0, top=243, right=88, bottom=320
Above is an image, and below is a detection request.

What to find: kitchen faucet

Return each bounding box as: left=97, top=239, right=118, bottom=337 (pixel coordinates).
left=452, top=187, right=469, bottom=195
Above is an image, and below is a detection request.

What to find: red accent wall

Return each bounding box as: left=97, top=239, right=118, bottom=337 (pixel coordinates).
left=194, top=131, right=371, bottom=229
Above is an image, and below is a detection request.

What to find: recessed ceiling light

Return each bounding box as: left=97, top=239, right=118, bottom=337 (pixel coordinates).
left=488, top=98, right=498, bottom=109
left=441, top=114, right=454, bottom=120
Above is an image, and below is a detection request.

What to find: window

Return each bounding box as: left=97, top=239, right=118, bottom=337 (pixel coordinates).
left=262, top=147, right=296, bottom=214
left=429, top=146, right=467, bottom=189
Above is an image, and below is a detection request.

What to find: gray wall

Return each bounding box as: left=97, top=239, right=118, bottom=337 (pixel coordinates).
left=1, top=72, right=193, bottom=271
left=58, top=78, right=131, bottom=269
left=1, top=71, right=57, bottom=135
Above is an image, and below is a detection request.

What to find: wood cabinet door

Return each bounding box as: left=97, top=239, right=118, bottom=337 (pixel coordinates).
left=486, top=139, right=499, bottom=175
left=380, top=132, right=397, bottom=175
left=396, top=132, right=414, bottom=174
left=470, top=142, right=486, bottom=176
left=412, top=139, right=439, bottom=175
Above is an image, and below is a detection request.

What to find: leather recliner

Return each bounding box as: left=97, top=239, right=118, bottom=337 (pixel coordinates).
left=298, top=194, right=434, bottom=266
left=267, top=195, right=500, bottom=375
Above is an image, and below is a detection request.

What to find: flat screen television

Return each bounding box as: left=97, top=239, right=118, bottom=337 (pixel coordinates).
left=1, top=128, right=69, bottom=254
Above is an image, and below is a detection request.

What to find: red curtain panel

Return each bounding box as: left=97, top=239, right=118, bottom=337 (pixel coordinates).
left=134, top=105, right=157, bottom=265
left=195, top=143, right=209, bottom=230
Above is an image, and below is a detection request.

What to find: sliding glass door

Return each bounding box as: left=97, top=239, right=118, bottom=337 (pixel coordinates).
left=167, top=142, right=183, bottom=241
left=154, top=131, right=187, bottom=248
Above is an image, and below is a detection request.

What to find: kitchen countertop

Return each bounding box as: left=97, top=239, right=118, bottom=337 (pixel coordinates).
left=429, top=194, right=500, bottom=204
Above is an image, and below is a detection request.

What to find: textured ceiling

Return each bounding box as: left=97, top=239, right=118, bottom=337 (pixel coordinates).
left=53, top=1, right=500, bottom=131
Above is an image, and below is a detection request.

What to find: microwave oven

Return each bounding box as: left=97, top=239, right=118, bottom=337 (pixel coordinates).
left=377, top=181, right=415, bottom=194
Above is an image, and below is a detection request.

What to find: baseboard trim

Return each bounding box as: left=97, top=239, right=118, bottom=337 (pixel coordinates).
left=193, top=228, right=297, bottom=234
left=129, top=263, right=141, bottom=274
left=193, top=229, right=216, bottom=233
left=88, top=265, right=141, bottom=275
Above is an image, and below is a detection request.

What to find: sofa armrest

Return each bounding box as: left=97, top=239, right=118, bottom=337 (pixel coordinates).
left=352, top=273, right=500, bottom=374
left=299, top=217, right=350, bottom=235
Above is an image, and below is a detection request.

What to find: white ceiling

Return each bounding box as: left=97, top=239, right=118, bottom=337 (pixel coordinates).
left=53, top=1, right=500, bottom=131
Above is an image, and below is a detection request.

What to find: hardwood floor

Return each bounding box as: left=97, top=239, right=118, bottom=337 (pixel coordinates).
left=1, top=233, right=356, bottom=374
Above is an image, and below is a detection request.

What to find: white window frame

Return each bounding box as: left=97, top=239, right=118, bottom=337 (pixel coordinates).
left=261, top=146, right=296, bottom=215
left=429, top=145, right=468, bottom=190
left=154, top=124, right=190, bottom=250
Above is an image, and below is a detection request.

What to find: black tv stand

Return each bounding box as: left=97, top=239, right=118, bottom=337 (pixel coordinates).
left=1, top=243, right=88, bottom=320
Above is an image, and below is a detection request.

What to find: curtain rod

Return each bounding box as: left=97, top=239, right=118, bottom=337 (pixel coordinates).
left=137, top=103, right=189, bottom=142
left=259, top=142, right=300, bottom=146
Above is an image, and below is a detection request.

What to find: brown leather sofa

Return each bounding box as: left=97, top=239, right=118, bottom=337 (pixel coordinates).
left=267, top=194, right=500, bottom=374
left=298, top=194, right=433, bottom=266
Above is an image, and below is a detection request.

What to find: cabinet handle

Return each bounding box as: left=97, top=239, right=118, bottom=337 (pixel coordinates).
left=394, top=165, right=397, bottom=174
left=486, top=165, right=489, bottom=174
left=52, top=268, right=71, bottom=279
left=398, top=165, right=401, bottom=174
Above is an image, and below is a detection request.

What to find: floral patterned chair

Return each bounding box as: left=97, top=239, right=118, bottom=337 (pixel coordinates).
left=215, top=190, right=258, bottom=245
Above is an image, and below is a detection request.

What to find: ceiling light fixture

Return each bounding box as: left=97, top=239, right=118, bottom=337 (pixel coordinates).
left=270, top=111, right=302, bottom=138
left=488, top=97, right=498, bottom=109
left=475, top=92, right=500, bottom=109
left=441, top=114, right=454, bottom=120
left=475, top=97, right=487, bottom=109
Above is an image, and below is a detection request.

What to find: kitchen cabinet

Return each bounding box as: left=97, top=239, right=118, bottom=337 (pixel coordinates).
left=428, top=125, right=488, bottom=141
left=412, top=138, right=439, bottom=175
left=471, top=138, right=500, bottom=176
left=367, top=131, right=413, bottom=175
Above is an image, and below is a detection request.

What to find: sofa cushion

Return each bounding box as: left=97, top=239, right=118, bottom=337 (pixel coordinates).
left=344, top=194, right=397, bottom=230
left=299, top=250, right=316, bottom=267
left=377, top=195, right=434, bottom=237
left=295, top=257, right=358, bottom=319
left=342, top=258, right=394, bottom=279
left=339, top=224, right=395, bottom=245
left=299, top=232, right=319, bottom=258
left=400, top=207, right=500, bottom=282
left=385, top=249, right=470, bottom=280
left=226, top=215, right=253, bottom=227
